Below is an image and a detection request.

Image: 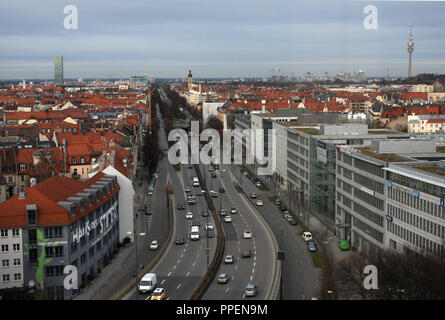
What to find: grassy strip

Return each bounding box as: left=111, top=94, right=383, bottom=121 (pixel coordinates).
left=262, top=184, right=270, bottom=192
left=311, top=251, right=328, bottom=269
left=268, top=195, right=278, bottom=202
left=235, top=185, right=244, bottom=194
left=173, top=163, right=181, bottom=171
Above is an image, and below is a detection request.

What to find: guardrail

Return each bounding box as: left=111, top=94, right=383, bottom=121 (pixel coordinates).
left=110, top=186, right=174, bottom=300
left=190, top=164, right=225, bottom=300
left=240, top=191, right=281, bottom=300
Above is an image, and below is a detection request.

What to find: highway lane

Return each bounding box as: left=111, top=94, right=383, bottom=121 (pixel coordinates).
left=201, top=164, right=275, bottom=300
left=227, top=165, right=320, bottom=300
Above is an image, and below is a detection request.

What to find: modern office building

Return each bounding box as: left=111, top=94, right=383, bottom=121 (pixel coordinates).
left=54, top=56, right=64, bottom=86
left=0, top=226, right=24, bottom=290
left=0, top=172, right=120, bottom=299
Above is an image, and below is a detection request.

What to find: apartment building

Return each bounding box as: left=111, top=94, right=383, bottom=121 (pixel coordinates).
left=0, top=227, right=24, bottom=289
left=0, top=172, right=120, bottom=299
left=407, top=114, right=445, bottom=133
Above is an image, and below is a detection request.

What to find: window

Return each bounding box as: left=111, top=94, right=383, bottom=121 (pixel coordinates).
left=13, top=244, right=20, bottom=251
left=12, top=229, right=19, bottom=236
left=2, top=274, right=10, bottom=282
left=81, top=157, right=85, bottom=164
left=29, top=229, right=37, bottom=244
left=29, top=248, right=37, bottom=263
left=81, top=253, right=87, bottom=265
left=13, top=258, right=20, bottom=266
left=1, top=244, right=8, bottom=252
left=14, top=273, right=21, bottom=281
left=2, top=259, right=9, bottom=267
left=54, top=227, right=62, bottom=238
left=45, top=228, right=53, bottom=239
left=89, top=247, right=94, bottom=258
left=72, top=158, right=77, bottom=164
left=45, top=247, right=54, bottom=257
left=20, top=164, right=26, bottom=171
left=54, top=246, right=63, bottom=257
left=0, top=229, right=7, bottom=237
left=55, top=286, right=64, bottom=300
left=46, top=266, right=55, bottom=277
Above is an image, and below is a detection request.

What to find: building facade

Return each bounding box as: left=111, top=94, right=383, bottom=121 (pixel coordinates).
left=54, top=56, right=64, bottom=86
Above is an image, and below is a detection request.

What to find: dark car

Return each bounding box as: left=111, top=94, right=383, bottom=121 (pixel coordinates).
left=289, top=218, right=297, bottom=225
left=211, top=172, right=217, bottom=178
left=207, top=230, right=215, bottom=238
left=192, top=221, right=200, bottom=227
left=175, top=236, right=184, bottom=245
left=219, top=187, right=225, bottom=193
left=145, top=204, right=152, bottom=215
left=177, top=202, right=185, bottom=210
left=279, top=204, right=287, bottom=211
left=307, top=241, right=317, bottom=253
left=132, top=264, right=144, bottom=277
left=188, top=164, right=194, bottom=169
left=242, top=249, right=252, bottom=258
left=201, top=209, right=209, bottom=217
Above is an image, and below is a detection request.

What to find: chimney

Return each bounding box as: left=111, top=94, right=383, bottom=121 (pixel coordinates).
left=261, top=100, right=266, bottom=113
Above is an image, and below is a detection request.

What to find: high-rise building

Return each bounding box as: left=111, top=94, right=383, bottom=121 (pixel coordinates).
left=188, top=70, right=193, bottom=91
left=407, top=25, right=414, bottom=78
left=54, top=56, right=64, bottom=86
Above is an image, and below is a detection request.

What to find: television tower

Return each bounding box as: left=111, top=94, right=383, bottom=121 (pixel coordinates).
left=407, top=24, right=414, bottom=78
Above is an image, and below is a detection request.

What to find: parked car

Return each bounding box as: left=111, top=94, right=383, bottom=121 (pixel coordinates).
left=250, top=193, right=257, bottom=199
left=279, top=204, right=287, bottom=211
left=338, top=240, right=350, bottom=251
left=188, top=164, right=193, bottom=169
left=274, top=199, right=282, bottom=205
left=148, top=186, right=154, bottom=196
left=149, top=240, right=159, bottom=250
left=219, top=209, right=226, bottom=216
left=242, top=249, right=252, bottom=258
left=224, top=255, right=234, bottom=264
left=245, top=284, right=257, bottom=297
left=175, top=236, right=184, bottom=245
left=132, top=264, right=144, bottom=277
left=145, top=204, right=152, bottom=215
left=307, top=240, right=317, bottom=253
left=302, top=232, right=313, bottom=242
left=289, top=218, right=297, bottom=225
left=218, top=273, right=229, bottom=284
left=211, top=190, right=218, bottom=198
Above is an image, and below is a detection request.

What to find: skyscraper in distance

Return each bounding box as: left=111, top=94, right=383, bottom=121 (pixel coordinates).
left=54, top=56, right=64, bottom=85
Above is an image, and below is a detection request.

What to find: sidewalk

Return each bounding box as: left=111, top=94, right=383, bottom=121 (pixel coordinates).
left=73, top=244, right=135, bottom=300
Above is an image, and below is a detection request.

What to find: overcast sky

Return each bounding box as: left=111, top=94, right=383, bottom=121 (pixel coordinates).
left=0, top=0, right=444, bottom=79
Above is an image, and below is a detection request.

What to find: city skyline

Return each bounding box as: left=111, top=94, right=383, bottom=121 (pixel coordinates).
left=0, top=1, right=445, bottom=79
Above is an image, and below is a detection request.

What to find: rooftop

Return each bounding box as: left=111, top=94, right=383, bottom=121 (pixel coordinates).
left=354, top=147, right=411, bottom=163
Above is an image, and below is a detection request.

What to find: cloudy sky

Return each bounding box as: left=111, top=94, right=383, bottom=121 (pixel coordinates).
left=0, top=0, right=444, bottom=79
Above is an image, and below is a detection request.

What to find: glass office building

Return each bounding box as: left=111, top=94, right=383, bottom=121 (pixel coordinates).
left=54, top=56, right=64, bottom=86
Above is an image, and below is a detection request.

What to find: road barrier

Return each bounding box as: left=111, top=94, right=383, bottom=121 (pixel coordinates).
left=240, top=191, right=281, bottom=300
left=190, top=164, right=225, bottom=300
left=110, top=186, right=174, bottom=300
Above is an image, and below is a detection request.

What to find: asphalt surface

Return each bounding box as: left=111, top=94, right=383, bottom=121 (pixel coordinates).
left=201, top=164, right=276, bottom=300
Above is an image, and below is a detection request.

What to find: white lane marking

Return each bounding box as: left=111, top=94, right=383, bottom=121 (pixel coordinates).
left=252, top=268, right=255, bottom=274
left=177, top=259, right=181, bottom=264
left=250, top=275, right=253, bottom=281
left=173, top=265, right=176, bottom=270
left=225, top=287, right=229, bottom=294
left=161, top=279, right=165, bottom=284
left=167, top=272, right=171, bottom=277
left=192, top=262, right=196, bottom=267
left=145, top=296, right=150, bottom=300
left=186, top=271, right=190, bottom=277
left=177, top=283, right=181, bottom=289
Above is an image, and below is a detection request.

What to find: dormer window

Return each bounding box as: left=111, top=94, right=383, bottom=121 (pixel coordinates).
left=81, top=157, right=84, bottom=164
left=20, top=164, right=26, bottom=171
left=72, top=158, right=76, bottom=164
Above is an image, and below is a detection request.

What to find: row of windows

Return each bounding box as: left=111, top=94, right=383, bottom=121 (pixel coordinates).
left=44, top=246, right=64, bottom=258
left=354, top=187, right=384, bottom=211
left=354, top=158, right=384, bottom=178
left=0, top=229, right=19, bottom=237
left=2, top=258, right=21, bottom=267
left=45, top=265, right=64, bottom=277
left=354, top=172, right=384, bottom=195
left=44, top=227, right=63, bottom=239
left=339, top=194, right=384, bottom=227
left=388, top=204, right=445, bottom=239
left=388, top=172, right=445, bottom=199
left=46, top=286, right=65, bottom=300
left=2, top=273, right=21, bottom=282
left=353, top=216, right=384, bottom=243
left=387, top=222, right=444, bottom=255
left=287, top=149, right=309, bottom=169
left=1, top=244, right=20, bottom=252
left=388, top=187, right=445, bottom=220
left=288, top=161, right=308, bottom=181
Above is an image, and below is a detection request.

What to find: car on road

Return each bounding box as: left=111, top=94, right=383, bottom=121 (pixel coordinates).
left=132, top=264, right=144, bottom=277
left=302, top=232, right=313, bottom=242
left=289, top=218, right=297, bottom=226
left=245, top=284, right=257, bottom=297
left=150, top=288, right=166, bottom=300
left=283, top=209, right=290, bottom=215
left=155, top=167, right=160, bottom=174
left=148, top=186, right=154, bottom=196
left=205, top=222, right=214, bottom=230
left=206, top=230, right=215, bottom=238
left=219, top=187, right=225, bottom=193
left=230, top=208, right=238, bottom=214
left=211, top=172, right=217, bottom=178
left=256, top=181, right=263, bottom=189
left=307, top=240, right=317, bottom=253
left=201, top=209, right=209, bottom=217
left=145, top=204, right=152, bottom=215
left=196, top=189, right=202, bottom=196
left=188, top=164, right=193, bottom=169
left=209, top=166, right=214, bottom=172
left=187, top=195, right=196, bottom=205
left=274, top=199, right=282, bottom=205
left=217, top=273, right=229, bottom=284
left=242, top=250, right=252, bottom=258
left=240, top=169, right=247, bottom=176
left=149, top=240, right=159, bottom=250
left=224, top=216, right=232, bottom=223
left=279, top=204, right=287, bottom=211
left=185, top=186, right=191, bottom=193
left=177, top=202, right=185, bottom=210
left=192, top=221, right=200, bottom=227
left=175, top=236, right=184, bottom=245
left=250, top=193, right=257, bottom=199
left=224, top=255, right=234, bottom=264
left=211, top=190, right=218, bottom=198
left=219, top=209, right=226, bottom=216
left=255, top=199, right=264, bottom=206
left=138, top=273, right=156, bottom=293
left=338, top=240, right=350, bottom=251
left=186, top=211, right=193, bottom=219
left=243, top=229, right=252, bottom=239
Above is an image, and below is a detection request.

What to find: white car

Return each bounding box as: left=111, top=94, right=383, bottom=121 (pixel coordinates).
left=186, top=211, right=193, bottom=219
left=224, top=216, right=232, bottom=223
left=243, top=229, right=252, bottom=239
left=150, top=240, right=159, bottom=250
left=224, top=255, right=234, bottom=264
left=255, top=200, right=263, bottom=206
left=205, top=222, right=214, bottom=230
left=302, top=232, right=313, bottom=242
